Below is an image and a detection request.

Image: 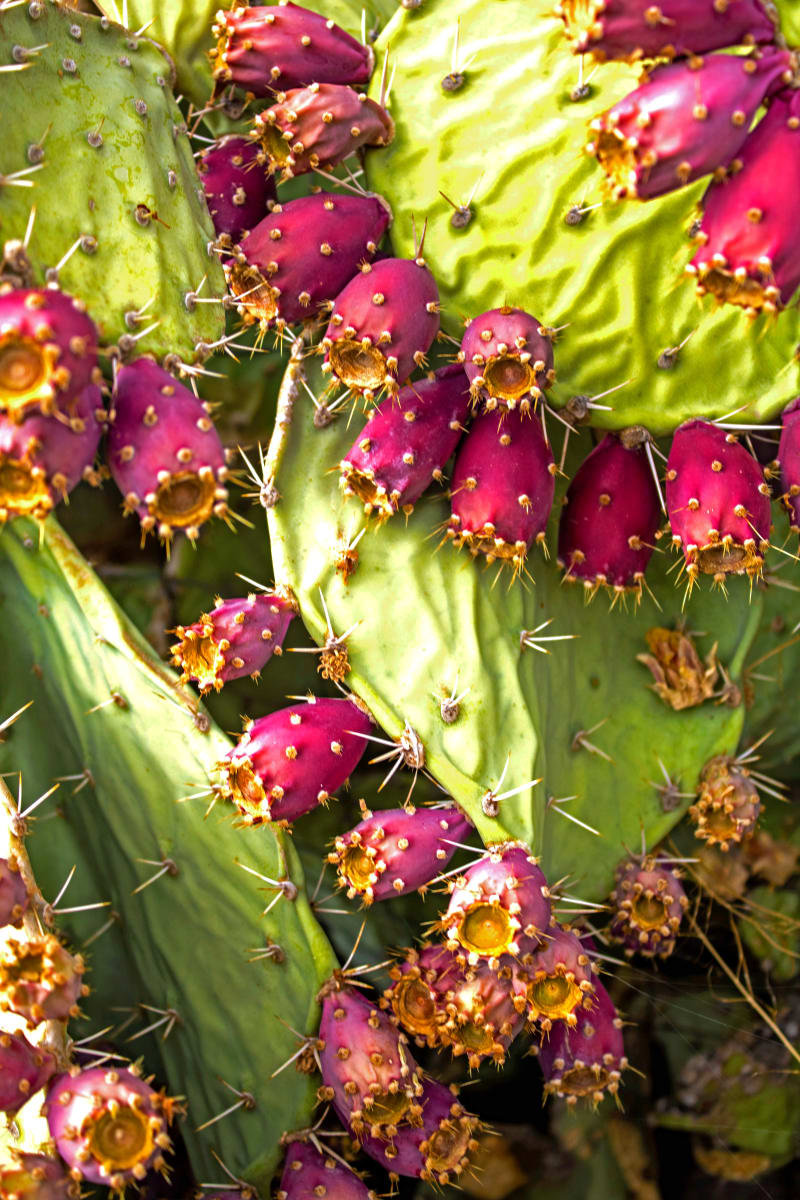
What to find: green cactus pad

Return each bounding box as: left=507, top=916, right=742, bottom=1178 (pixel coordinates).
left=364, top=0, right=800, bottom=435
left=266, top=352, right=761, bottom=902
left=0, top=516, right=337, bottom=1188
left=0, top=2, right=224, bottom=361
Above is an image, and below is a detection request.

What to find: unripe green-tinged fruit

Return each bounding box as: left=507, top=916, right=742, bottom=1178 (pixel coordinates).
left=691, top=755, right=761, bottom=848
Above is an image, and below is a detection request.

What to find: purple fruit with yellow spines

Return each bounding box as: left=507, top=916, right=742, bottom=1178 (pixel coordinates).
left=533, top=977, right=628, bottom=1106
left=277, top=1140, right=375, bottom=1200
left=384, top=943, right=460, bottom=1046
left=0, top=1031, right=55, bottom=1115
left=170, top=592, right=295, bottom=694
left=609, top=854, right=689, bottom=957
left=435, top=956, right=527, bottom=1068
left=358, top=1078, right=481, bottom=1185
left=0, top=934, right=87, bottom=1026
left=525, top=926, right=595, bottom=1032
left=777, top=395, right=800, bottom=532
left=458, top=306, right=555, bottom=413
left=0, top=1152, right=78, bottom=1200
left=198, top=135, right=276, bottom=246
left=0, top=855, right=28, bottom=928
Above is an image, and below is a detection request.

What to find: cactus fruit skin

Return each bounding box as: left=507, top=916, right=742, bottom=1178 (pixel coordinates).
left=637, top=627, right=719, bottom=711
left=608, top=856, right=689, bottom=957
left=534, top=978, right=628, bottom=1106
left=0, top=289, right=98, bottom=424
left=0, top=856, right=28, bottom=927
left=0, top=1031, right=55, bottom=1116
left=433, top=958, right=527, bottom=1068
left=588, top=51, right=795, bottom=202
left=198, top=136, right=276, bottom=246
left=525, top=927, right=595, bottom=1032
left=777, top=396, right=800, bottom=531
left=690, top=755, right=761, bottom=849
left=384, top=943, right=461, bottom=1046
left=0, top=934, right=87, bottom=1026
left=0, top=1152, right=79, bottom=1200
left=457, top=307, right=555, bottom=414
left=212, top=2, right=374, bottom=97
left=170, top=592, right=295, bottom=693
left=226, top=194, right=391, bottom=330
left=358, top=1078, right=480, bottom=1184
left=277, top=1141, right=375, bottom=1200
left=558, top=433, right=660, bottom=597
left=665, top=420, right=771, bottom=585
left=255, top=85, right=394, bottom=179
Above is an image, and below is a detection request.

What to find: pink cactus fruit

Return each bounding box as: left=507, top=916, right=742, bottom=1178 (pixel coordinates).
left=458, top=307, right=555, bottom=413
left=688, top=88, right=800, bottom=314
left=558, top=432, right=661, bottom=598
left=525, top=927, right=595, bottom=1032
left=317, top=977, right=424, bottom=1139
left=690, top=755, right=761, bottom=849
left=447, top=409, right=556, bottom=574
left=442, top=843, right=552, bottom=967
left=0, top=1031, right=56, bottom=1115
left=215, top=694, right=372, bottom=826
left=198, top=135, right=276, bottom=245
left=170, top=591, right=295, bottom=693
left=225, top=193, right=391, bottom=331
left=0, top=383, right=104, bottom=525
left=255, top=84, right=394, bottom=179
left=212, top=2, right=373, bottom=96
left=0, top=856, right=29, bottom=927
left=778, top=396, right=800, bottom=532
left=435, top=958, right=527, bottom=1068
left=359, top=1078, right=481, bottom=1185
left=322, top=257, right=440, bottom=401
left=556, top=0, right=777, bottom=62
left=588, top=50, right=794, bottom=201
left=0, top=935, right=88, bottom=1026
left=340, top=364, right=470, bottom=519
left=277, top=1140, right=376, bottom=1200
left=107, top=359, right=229, bottom=544
left=609, top=855, right=689, bottom=957
left=330, top=803, right=473, bottom=903
left=533, top=978, right=628, bottom=1106
left=665, top=419, right=771, bottom=586
left=0, top=1152, right=79, bottom=1200
left=45, top=1066, right=177, bottom=1190
left=384, top=943, right=461, bottom=1047
left=0, top=287, right=99, bottom=424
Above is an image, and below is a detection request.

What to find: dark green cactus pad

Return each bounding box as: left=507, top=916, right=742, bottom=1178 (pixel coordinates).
left=0, top=517, right=337, bottom=1188
left=266, top=353, right=761, bottom=903
left=364, top=0, right=800, bottom=434
left=0, top=2, right=224, bottom=361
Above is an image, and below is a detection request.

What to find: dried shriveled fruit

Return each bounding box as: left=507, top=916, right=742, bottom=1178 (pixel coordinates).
left=691, top=755, right=761, bottom=849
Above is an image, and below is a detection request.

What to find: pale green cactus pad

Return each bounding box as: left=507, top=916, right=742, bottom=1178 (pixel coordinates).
left=365, top=0, right=800, bottom=434
left=0, top=2, right=224, bottom=361
left=266, top=353, right=762, bottom=903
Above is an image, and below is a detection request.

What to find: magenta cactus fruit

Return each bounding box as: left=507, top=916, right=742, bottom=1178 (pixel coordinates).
left=45, top=1066, right=176, bottom=1190
left=212, top=2, right=373, bottom=97
left=556, top=0, right=777, bottom=62
left=318, top=977, right=424, bottom=1139
left=690, top=755, right=762, bottom=849
left=216, top=694, right=372, bottom=826
left=558, top=432, right=661, bottom=598
left=198, top=135, right=276, bottom=245
left=322, top=257, right=440, bottom=401
left=0, top=287, right=99, bottom=423
left=0, top=935, right=87, bottom=1026
left=255, top=84, right=394, bottom=179
left=533, top=978, right=628, bottom=1106
left=277, top=1141, right=375, bottom=1200
left=688, top=89, right=800, bottom=314
left=458, top=306, right=555, bottom=413
left=0, top=1152, right=79, bottom=1200
left=107, top=359, right=229, bottom=544
left=778, top=396, right=800, bottom=532
left=442, top=843, right=552, bottom=967
left=665, top=419, right=771, bottom=586
left=0, top=1031, right=55, bottom=1115
left=0, top=856, right=28, bottom=927
left=446, top=409, right=556, bottom=575
left=340, top=365, right=470, bottom=519
left=588, top=50, right=794, bottom=201
left=359, top=1078, right=481, bottom=1184
left=525, top=927, right=595, bottom=1032
left=170, top=591, right=295, bottom=693
left=609, top=855, right=689, bottom=957
left=226, top=193, right=390, bottom=331
left=384, top=943, right=460, bottom=1046
left=435, top=958, right=527, bottom=1068
left=330, top=803, right=473, bottom=903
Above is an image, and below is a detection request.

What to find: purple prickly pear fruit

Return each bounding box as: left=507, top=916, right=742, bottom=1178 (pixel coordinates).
left=215, top=694, right=372, bottom=826
left=558, top=432, right=660, bottom=598
left=556, top=0, right=777, bottom=62
left=255, top=84, right=394, bottom=179
left=533, top=978, right=628, bottom=1106
left=0, top=935, right=88, bottom=1026
left=0, top=383, right=104, bottom=525
left=329, top=803, right=473, bottom=903
left=688, top=89, right=800, bottom=314
left=226, top=193, right=391, bottom=331
left=359, top=1078, right=481, bottom=1185
left=778, top=396, right=800, bottom=532
left=277, top=1140, right=375, bottom=1200
left=0, top=1031, right=56, bottom=1115
left=107, top=359, right=229, bottom=545
left=442, top=843, right=552, bottom=968
left=340, top=365, right=470, bottom=518
left=436, top=958, right=527, bottom=1069
left=0, top=855, right=29, bottom=927
left=458, top=307, right=555, bottom=413
left=198, top=135, right=276, bottom=246
left=446, top=409, right=556, bottom=575
left=170, top=591, right=295, bottom=694
left=322, top=258, right=440, bottom=401
left=45, top=1066, right=176, bottom=1190
left=637, top=626, right=719, bottom=710
left=609, top=855, right=689, bottom=957
left=0, top=1152, right=79, bottom=1200
left=665, top=419, right=771, bottom=586
left=317, top=977, right=424, bottom=1139
left=384, top=944, right=460, bottom=1046
left=690, top=755, right=761, bottom=849
left=212, top=2, right=373, bottom=97
left=525, top=927, right=595, bottom=1033
left=588, top=49, right=794, bottom=201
